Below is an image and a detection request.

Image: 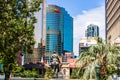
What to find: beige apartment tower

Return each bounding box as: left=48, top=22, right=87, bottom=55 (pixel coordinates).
left=106, top=0, right=120, bottom=44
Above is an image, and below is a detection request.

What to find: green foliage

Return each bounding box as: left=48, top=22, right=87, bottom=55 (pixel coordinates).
left=13, top=69, right=41, bottom=78
left=71, top=68, right=81, bottom=79
left=12, top=66, right=24, bottom=73
left=107, top=65, right=117, bottom=75
left=44, top=68, right=56, bottom=79
left=20, top=69, right=40, bottom=78
left=0, top=0, right=42, bottom=79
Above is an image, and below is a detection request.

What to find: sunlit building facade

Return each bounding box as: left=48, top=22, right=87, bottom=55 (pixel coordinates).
left=79, top=37, right=97, bottom=55
left=106, top=0, right=120, bottom=44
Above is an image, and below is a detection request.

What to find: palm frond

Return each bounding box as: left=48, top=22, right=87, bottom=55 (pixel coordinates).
left=82, top=59, right=99, bottom=80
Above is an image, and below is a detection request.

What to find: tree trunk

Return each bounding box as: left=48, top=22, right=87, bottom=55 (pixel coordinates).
left=5, top=72, right=10, bottom=80
left=100, top=64, right=107, bottom=79
left=100, top=56, right=107, bottom=80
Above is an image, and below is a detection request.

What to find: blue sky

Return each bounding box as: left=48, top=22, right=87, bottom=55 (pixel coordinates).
left=47, top=0, right=105, bottom=16
left=34, top=0, right=105, bottom=56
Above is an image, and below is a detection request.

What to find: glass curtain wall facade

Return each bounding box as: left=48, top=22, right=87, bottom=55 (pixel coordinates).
left=61, top=8, right=73, bottom=53
left=86, top=24, right=99, bottom=37
left=46, top=5, right=73, bottom=62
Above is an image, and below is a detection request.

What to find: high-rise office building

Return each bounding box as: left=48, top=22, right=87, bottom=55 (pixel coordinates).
left=106, top=0, right=120, bottom=44
left=86, top=24, right=99, bottom=37
left=46, top=5, right=73, bottom=61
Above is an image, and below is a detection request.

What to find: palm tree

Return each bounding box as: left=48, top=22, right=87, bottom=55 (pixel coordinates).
left=76, top=38, right=120, bottom=80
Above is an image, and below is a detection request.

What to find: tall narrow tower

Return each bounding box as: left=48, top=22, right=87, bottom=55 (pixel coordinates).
left=41, top=0, right=46, bottom=63
left=86, top=24, right=99, bottom=37
left=42, top=0, right=46, bottom=46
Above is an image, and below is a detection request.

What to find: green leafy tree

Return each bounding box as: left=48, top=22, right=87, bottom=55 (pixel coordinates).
left=76, top=38, right=120, bottom=80
left=0, top=0, right=42, bottom=80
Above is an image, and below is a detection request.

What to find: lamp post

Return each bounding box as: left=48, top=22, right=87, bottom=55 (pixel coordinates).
left=95, top=65, right=101, bottom=80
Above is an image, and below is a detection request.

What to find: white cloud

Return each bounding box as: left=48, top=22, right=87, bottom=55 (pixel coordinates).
left=73, top=5, right=105, bottom=56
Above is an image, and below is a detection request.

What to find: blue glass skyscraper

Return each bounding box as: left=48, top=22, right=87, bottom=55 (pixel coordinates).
left=46, top=5, right=73, bottom=59
left=86, top=24, right=99, bottom=37
left=61, top=8, right=73, bottom=53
